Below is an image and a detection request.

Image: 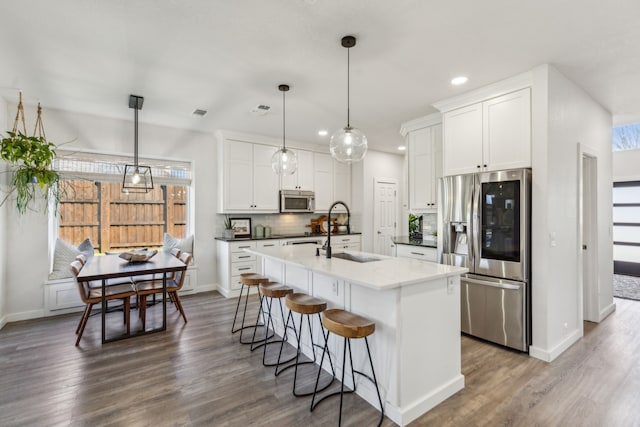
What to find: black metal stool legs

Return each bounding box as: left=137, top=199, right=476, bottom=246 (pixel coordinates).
left=311, top=336, right=384, bottom=427
left=230, top=284, right=271, bottom=345
left=258, top=295, right=297, bottom=366
left=275, top=311, right=335, bottom=396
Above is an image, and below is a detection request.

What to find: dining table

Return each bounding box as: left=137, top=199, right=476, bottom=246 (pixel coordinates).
left=77, top=251, right=187, bottom=343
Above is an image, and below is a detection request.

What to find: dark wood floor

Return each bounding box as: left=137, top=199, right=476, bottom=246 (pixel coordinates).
left=0, top=292, right=638, bottom=426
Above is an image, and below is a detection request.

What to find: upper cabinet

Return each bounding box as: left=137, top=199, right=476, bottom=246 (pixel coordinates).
left=218, top=138, right=280, bottom=213
left=407, top=123, right=442, bottom=211
left=313, top=152, right=351, bottom=212
left=281, top=149, right=314, bottom=191
left=400, top=113, right=443, bottom=212
left=442, top=87, right=531, bottom=176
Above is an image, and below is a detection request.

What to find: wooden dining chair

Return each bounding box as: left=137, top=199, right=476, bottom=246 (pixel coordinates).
left=70, top=260, right=136, bottom=346
left=137, top=252, right=192, bottom=329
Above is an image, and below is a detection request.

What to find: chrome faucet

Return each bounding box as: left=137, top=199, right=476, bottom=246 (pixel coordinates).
left=325, top=200, right=351, bottom=258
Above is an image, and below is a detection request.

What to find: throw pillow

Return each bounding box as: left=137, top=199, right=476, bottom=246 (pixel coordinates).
left=163, top=233, right=194, bottom=263
left=49, top=238, right=95, bottom=280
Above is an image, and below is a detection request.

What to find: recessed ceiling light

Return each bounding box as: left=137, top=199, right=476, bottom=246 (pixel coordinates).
left=318, top=130, right=328, bottom=136
left=398, top=145, right=406, bottom=151
left=451, top=76, right=468, bottom=86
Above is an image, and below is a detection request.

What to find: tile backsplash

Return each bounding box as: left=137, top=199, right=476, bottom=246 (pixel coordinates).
left=216, top=213, right=361, bottom=238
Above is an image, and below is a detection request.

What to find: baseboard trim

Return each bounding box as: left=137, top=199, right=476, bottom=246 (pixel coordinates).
left=598, top=301, right=616, bottom=322
left=216, top=285, right=241, bottom=299
left=194, top=283, right=217, bottom=293
left=0, top=314, right=7, bottom=330
left=529, top=328, right=581, bottom=362
left=7, top=309, right=45, bottom=323
left=384, top=374, right=465, bottom=426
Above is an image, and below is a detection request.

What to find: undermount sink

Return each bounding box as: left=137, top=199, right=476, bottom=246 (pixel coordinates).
left=331, top=252, right=384, bottom=263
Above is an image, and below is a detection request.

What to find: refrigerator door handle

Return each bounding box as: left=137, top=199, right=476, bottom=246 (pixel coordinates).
left=463, top=277, right=522, bottom=290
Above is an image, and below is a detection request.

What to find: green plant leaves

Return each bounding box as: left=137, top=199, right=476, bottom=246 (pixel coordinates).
left=0, top=131, right=60, bottom=215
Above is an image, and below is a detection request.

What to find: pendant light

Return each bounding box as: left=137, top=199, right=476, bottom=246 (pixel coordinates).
left=122, top=94, right=153, bottom=193
left=330, top=35, right=368, bottom=163
left=271, top=84, right=298, bottom=175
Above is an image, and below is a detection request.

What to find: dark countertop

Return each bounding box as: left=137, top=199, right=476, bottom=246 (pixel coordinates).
left=392, top=236, right=437, bottom=248
left=215, top=232, right=361, bottom=242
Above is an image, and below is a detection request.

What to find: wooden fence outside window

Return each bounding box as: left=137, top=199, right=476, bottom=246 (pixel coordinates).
left=58, top=180, right=187, bottom=253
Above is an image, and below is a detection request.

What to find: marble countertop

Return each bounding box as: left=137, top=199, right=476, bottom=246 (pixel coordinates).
left=392, top=235, right=437, bottom=248
left=246, top=245, right=466, bottom=291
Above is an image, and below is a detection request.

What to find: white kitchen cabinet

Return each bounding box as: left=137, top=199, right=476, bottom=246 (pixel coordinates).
left=216, top=240, right=258, bottom=297
left=408, top=123, right=442, bottom=211
left=313, top=152, right=351, bottom=212
left=331, top=234, right=361, bottom=251
left=443, top=88, right=531, bottom=176
left=396, top=244, right=437, bottom=262
left=281, top=149, right=314, bottom=191
left=218, top=139, right=279, bottom=213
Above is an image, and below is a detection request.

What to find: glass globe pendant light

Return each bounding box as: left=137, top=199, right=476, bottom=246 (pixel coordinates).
left=271, top=84, right=298, bottom=175
left=330, top=35, right=368, bottom=163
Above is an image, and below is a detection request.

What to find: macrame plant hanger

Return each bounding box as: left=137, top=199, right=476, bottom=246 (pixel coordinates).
left=33, top=102, right=46, bottom=140
left=12, top=91, right=27, bottom=135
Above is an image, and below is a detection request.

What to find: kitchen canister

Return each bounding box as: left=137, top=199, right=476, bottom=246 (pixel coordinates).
left=264, top=225, right=272, bottom=238
left=255, top=224, right=264, bottom=238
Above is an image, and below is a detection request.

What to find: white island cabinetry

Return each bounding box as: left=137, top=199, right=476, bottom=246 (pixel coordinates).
left=215, top=240, right=257, bottom=297
left=248, top=245, right=466, bottom=426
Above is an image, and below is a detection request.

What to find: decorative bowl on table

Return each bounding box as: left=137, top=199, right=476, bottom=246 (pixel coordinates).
left=119, top=249, right=158, bottom=263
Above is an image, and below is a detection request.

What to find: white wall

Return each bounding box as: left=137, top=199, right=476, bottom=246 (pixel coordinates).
left=358, top=150, right=405, bottom=252
left=0, top=97, right=8, bottom=328
left=3, top=104, right=217, bottom=321
left=529, top=64, right=614, bottom=361
left=613, top=149, right=640, bottom=181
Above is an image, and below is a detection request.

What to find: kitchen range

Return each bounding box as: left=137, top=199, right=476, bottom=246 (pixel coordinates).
left=440, top=168, right=531, bottom=352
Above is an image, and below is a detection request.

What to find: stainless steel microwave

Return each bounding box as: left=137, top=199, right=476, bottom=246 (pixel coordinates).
left=280, top=190, right=315, bottom=213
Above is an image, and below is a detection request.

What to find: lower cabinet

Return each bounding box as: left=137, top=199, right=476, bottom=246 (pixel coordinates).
left=216, top=240, right=257, bottom=297
left=330, top=234, right=361, bottom=251
left=396, top=244, right=437, bottom=262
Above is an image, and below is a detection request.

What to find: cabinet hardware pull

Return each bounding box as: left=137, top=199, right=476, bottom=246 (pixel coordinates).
left=238, top=267, right=251, bottom=271
left=239, top=255, right=250, bottom=258
left=410, top=251, right=425, bottom=256
left=239, top=245, right=250, bottom=249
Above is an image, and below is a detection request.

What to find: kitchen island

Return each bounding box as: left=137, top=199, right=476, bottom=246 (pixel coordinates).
left=245, top=245, right=467, bottom=426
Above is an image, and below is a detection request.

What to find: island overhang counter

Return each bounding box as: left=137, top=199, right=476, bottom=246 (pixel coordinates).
left=245, top=245, right=468, bottom=426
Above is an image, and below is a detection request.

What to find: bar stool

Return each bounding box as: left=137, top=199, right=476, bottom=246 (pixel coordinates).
left=311, top=308, right=384, bottom=427
left=276, top=293, right=335, bottom=397
left=256, top=281, right=296, bottom=365
left=231, top=273, right=270, bottom=344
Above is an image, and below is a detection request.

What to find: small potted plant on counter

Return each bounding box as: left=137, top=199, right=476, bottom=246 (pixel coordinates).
left=223, top=215, right=235, bottom=239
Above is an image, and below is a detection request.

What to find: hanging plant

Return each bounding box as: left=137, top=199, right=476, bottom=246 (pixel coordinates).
left=0, top=92, right=61, bottom=214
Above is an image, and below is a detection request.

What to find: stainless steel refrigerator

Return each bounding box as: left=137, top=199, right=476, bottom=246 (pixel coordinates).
left=440, top=168, right=531, bottom=352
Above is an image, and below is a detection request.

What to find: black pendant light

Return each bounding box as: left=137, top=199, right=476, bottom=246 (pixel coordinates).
left=122, top=94, right=153, bottom=193
left=330, top=35, right=368, bottom=163
left=271, top=84, right=298, bottom=175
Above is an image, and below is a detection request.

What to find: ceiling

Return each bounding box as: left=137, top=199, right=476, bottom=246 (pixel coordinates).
left=1, top=0, right=639, bottom=154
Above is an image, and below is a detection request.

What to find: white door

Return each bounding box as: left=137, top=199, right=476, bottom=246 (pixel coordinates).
left=373, top=178, right=397, bottom=256
left=580, top=152, right=598, bottom=323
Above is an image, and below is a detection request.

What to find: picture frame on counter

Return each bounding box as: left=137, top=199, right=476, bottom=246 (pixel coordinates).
left=230, top=217, right=251, bottom=238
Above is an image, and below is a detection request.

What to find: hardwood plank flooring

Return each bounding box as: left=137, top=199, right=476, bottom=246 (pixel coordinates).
left=0, top=293, right=638, bottom=426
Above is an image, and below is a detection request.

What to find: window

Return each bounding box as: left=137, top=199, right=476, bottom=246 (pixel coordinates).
left=53, top=150, right=192, bottom=253
left=612, top=123, right=640, bottom=151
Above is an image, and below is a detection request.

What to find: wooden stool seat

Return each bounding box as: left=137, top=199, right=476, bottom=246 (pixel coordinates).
left=322, top=309, right=375, bottom=339
left=285, top=293, right=327, bottom=315
left=240, top=273, right=270, bottom=286
left=259, top=282, right=294, bottom=299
